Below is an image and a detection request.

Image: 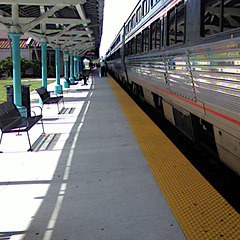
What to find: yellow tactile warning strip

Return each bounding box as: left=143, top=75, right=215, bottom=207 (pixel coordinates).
left=107, top=77, right=240, bottom=240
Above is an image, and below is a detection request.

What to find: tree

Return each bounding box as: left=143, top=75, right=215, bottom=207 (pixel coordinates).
left=0, top=57, right=41, bottom=78
left=0, top=57, right=13, bottom=77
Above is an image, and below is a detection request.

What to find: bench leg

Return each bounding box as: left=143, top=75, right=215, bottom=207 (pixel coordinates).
left=27, top=131, right=33, bottom=152
left=57, top=102, right=60, bottom=114
left=41, top=119, right=45, bottom=134
left=0, top=132, right=3, bottom=153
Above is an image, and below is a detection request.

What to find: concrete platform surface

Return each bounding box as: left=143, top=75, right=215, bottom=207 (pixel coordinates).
left=0, top=71, right=186, bottom=240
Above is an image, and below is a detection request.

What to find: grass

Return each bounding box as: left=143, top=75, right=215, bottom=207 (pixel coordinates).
left=0, top=78, right=55, bottom=103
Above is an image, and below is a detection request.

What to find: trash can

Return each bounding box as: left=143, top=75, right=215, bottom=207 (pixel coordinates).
left=5, top=84, right=31, bottom=117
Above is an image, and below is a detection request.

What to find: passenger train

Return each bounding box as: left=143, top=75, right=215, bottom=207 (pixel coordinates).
left=106, top=0, right=240, bottom=175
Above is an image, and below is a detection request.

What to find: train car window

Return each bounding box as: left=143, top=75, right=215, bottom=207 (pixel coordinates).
left=156, top=18, right=161, bottom=49
left=136, top=33, right=142, bottom=53
left=223, top=0, right=240, bottom=31
left=202, top=0, right=221, bottom=36
left=142, top=0, right=149, bottom=17
left=142, top=0, right=148, bottom=17
left=150, top=18, right=161, bottom=50
left=136, top=7, right=141, bottom=23
left=202, top=0, right=240, bottom=37
left=143, top=27, right=150, bottom=52
left=125, top=25, right=128, bottom=34
left=125, top=23, right=129, bottom=34
left=151, top=0, right=159, bottom=7
left=116, top=49, right=120, bottom=59
left=150, top=21, right=157, bottom=50
left=167, top=0, right=185, bottom=45
left=128, top=41, right=132, bottom=56
left=128, top=22, right=131, bottom=32
left=131, top=38, right=136, bottom=54
left=161, top=17, right=165, bottom=47
left=150, top=0, right=154, bottom=8
left=131, top=14, right=136, bottom=28
left=125, top=42, right=128, bottom=56
left=168, top=7, right=176, bottom=45
left=176, top=1, right=185, bottom=43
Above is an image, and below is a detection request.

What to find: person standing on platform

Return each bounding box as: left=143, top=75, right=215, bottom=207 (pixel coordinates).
left=99, top=58, right=106, bottom=77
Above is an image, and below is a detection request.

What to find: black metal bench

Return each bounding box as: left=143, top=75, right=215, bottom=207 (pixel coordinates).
left=0, top=101, right=45, bottom=152
left=36, top=86, right=64, bottom=113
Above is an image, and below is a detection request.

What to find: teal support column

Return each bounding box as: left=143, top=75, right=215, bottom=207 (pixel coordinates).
left=69, top=53, right=75, bottom=83
left=41, top=42, right=47, bottom=89
left=8, top=32, right=27, bottom=117
left=77, top=56, right=80, bottom=76
left=63, top=51, right=69, bottom=88
left=54, top=48, right=63, bottom=94
left=74, top=55, right=77, bottom=79
left=80, top=57, right=83, bottom=73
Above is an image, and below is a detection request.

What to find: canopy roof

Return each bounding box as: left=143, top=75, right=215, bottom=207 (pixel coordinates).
left=0, top=0, right=104, bottom=57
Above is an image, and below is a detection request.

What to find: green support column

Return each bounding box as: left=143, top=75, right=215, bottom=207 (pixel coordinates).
left=74, top=55, right=77, bottom=79
left=54, top=48, right=63, bottom=94
left=41, top=42, right=47, bottom=88
left=63, top=51, right=69, bottom=88
left=69, top=53, right=75, bottom=84
left=8, top=32, right=27, bottom=117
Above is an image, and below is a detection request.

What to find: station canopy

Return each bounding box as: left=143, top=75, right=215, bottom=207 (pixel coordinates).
left=0, top=0, right=104, bottom=57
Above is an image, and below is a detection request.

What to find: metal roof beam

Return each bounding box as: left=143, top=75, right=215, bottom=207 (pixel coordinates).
left=0, top=0, right=86, bottom=5
left=22, top=5, right=65, bottom=32
left=46, top=24, right=76, bottom=41
left=69, top=42, right=95, bottom=51
left=64, top=30, right=93, bottom=35
left=0, top=22, right=8, bottom=31
left=2, top=17, right=90, bottom=26
left=76, top=4, right=92, bottom=38
left=42, top=18, right=91, bottom=25
left=61, top=35, right=93, bottom=48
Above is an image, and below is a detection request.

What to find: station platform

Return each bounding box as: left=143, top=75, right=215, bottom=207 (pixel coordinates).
left=0, top=70, right=239, bottom=240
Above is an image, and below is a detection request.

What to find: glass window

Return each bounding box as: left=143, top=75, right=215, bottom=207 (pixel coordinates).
left=125, top=43, right=128, bottom=56
left=156, top=18, right=161, bottom=49
left=150, top=21, right=157, bottom=50
left=131, top=14, right=136, bottom=28
left=142, top=0, right=148, bottom=16
left=143, top=27, right=149, bottom=52
left=168, top=7, right=176, bottom=45
left=136, top=7, right=142, bottom=23
left=136, top=33, right=142, bottom=53
left=161, top=17, right=165, bottom=47
left=150, top=0, right=154, bottom=8
left=132, top=38, right=136, bottom=54
left=176, top=1, right=185, bottom=43
left=150, top=18, right=161, bottom=50
left=202, top=0, right=240, bottom=37
left=167, top=0, right=185, bottom=45
left=223, top=0, right=240, bottom=32
left=202, top=0, right=221, bottom=36
left=128, top=41, right=132, bottom=55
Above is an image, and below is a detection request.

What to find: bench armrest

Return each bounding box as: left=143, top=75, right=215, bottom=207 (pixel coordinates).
left=48, top=90, right=63, bottom=96
left=30, top=106, right=43, bottom=117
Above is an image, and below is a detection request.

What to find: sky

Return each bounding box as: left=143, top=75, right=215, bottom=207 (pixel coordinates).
left=99, top=0, right=139, bottom=57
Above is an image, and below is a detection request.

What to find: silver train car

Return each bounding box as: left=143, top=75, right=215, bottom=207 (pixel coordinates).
left=106, top=0, right=240, bottom=176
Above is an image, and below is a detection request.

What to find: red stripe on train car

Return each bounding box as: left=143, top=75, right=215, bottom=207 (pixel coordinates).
left=131, top=76, right=240, bottom=126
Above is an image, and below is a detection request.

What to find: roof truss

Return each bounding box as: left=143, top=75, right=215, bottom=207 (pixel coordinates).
left=0, top=0, right=103, bottom=56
